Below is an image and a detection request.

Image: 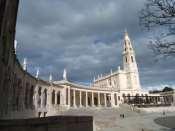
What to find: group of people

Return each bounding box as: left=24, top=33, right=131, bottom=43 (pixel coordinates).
left=120, top=114, right=125, bottom=118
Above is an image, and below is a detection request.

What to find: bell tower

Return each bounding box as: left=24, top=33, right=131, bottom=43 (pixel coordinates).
left=122, top=31, right=141, bottom=90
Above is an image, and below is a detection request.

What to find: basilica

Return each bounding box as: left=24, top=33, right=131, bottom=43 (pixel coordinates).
left=92, top=31, right=145, bottom=95
left=51, top=31, right=149, bottom=109
left=32, top=31, right=148, bottom=117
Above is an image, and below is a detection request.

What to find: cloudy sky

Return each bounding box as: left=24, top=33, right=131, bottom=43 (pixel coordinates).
left=15, top=0, right=175, bottom=90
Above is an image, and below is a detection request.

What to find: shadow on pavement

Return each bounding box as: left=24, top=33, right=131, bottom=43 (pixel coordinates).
left=154, top=116, right=175, bottom=130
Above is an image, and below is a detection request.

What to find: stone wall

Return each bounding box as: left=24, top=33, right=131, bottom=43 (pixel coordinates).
left=0, top=0, right=66, bottom=119
left=0, top=0, right=20, bottom=118
left=0, top=116, right=93, bottom=131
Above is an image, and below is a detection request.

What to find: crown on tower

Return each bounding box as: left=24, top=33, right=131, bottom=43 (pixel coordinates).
left=123, top=30, right=134, bottom=53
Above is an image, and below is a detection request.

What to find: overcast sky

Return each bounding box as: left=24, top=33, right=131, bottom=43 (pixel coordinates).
left=15, top=0, right=175, bottom=90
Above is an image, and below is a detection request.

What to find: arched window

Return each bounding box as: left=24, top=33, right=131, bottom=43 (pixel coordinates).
left=29, top=86, right=34, bottom=109
left=25, top=83, right=29, bottom=109
left=57, top=91, right=60, bottom=105
left=38, top=87, right=42, bottom=107
left=125, top=57, right=127, bottom=63
left=43, top=89, right=47, bottom=107
left=52, top=90, right=55, bottom=104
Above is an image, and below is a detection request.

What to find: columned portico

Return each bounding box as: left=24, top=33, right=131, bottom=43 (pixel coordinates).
left=63, top=86, right=120, bottom=109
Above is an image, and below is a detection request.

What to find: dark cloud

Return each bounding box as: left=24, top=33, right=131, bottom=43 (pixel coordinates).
left=16, top=0, right=175, bottom=89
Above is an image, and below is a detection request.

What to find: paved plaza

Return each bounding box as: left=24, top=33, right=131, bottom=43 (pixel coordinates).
left=61, top=105, right=175, bottom=131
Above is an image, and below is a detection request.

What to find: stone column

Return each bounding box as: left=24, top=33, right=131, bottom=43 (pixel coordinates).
left=55, top=91, right=57, bottom=105
left=47, top=89, right=52, bottom=109
left=85, top=92, right=88, bottom=107
left=73, top=90, right=76, bottom=107
left=60, top=86, right=67, bottom=106
left=79, top=91, right=82, bottom=107
left=104, top=93, right=107, bottom=107
left=98, top=92, right=101, bottom=107
left=68, top=87, right=70, bottom=106
left=41, top=88, right=44, bottom=108
left=34, top=86, right=38, bottom=109
left=92, top=92, right=94, bottom=107
left=163, top=96, right=166, bottom=104
left=110, top=92, right=115, bottom=107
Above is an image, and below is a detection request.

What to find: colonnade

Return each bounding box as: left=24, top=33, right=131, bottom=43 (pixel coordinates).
left=122, top=94, right=174, bottom=105
left=12, top=81, right=175, bottom=114
left=67, top=88, right=119, bottom=108
left=33, top=85, right=119, bottom=117
left=34, top=86, right=61, bottom=109
left=8, top=76, right=35, bottom=112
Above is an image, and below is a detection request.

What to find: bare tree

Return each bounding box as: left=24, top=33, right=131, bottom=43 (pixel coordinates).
left=140, top=0, right=175, bottom=56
